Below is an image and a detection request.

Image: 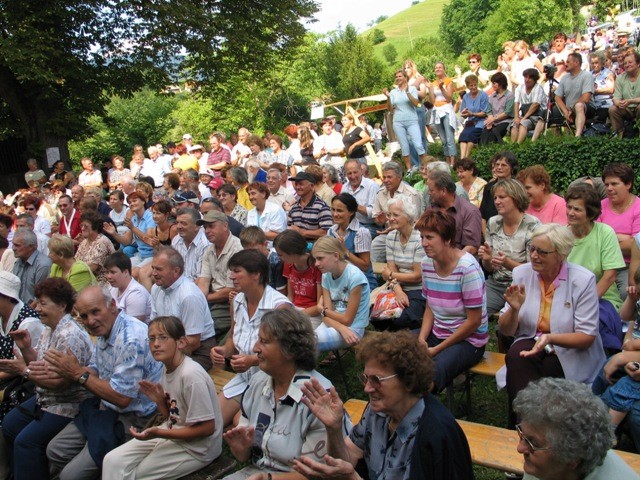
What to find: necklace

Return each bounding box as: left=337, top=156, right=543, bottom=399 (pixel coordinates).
left=612, top=196, right=635, bottom=214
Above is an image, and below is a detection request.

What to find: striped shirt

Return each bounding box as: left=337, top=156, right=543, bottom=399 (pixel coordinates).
left=386, top=229, right=423, bottom=291
left=421, top=252, right=488, bottom=348
left=171, top=227, right=210, bottom=280
left=287, top=194, right=332, bottom=232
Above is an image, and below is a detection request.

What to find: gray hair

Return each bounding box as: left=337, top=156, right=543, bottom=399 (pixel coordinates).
left=121, top=176, right=137, bottom=188
left=154, top=246, right=185, bottom=275
left=229, top=167, right=248, bottom=184
left=387, top=194, right=419, bottom=223
left=531, top=223, right=574, bottom=259
left=15, top=214, right=35, bottom=228
left=589, top=50, right=605, bottom=64
left=426, top=161, right=450, bottom=174
left=27, top=158, right=38, bottom=167
left=184, top=168, right=199, bottom=182
left=267, top=168, right=282, bottom=180
left=428, top=170, right=456, bottom=194
left=323, top=164, right=340, bottom=184
left=245, top=159, right=259, bottom=170
left=13, top=228, right=37, bottom=247
left=175, top=207, right=200, bottom=224
left=513, top=378, right=613, bottom=477
left=260, top=309, right=317, bottom=370
left=382, top=162, right=404, bottom=178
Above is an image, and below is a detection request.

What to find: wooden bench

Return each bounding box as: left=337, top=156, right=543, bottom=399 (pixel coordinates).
left=343, top=399, right=640, bottom=474
left=209, top=368, right=236, bottom=395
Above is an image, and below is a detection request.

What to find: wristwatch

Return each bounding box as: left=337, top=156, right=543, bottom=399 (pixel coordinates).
left=22, top=368, right=30, bottom=379
left=77, top=372, right=90, bottom=386
left=321, top=307, right=328, bottom=317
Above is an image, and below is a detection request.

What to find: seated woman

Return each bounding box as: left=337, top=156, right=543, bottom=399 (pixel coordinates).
left=379, top=195, right=425, bottom=330
left=294, top=331, right=474, bottom=480
left=210, top=249, right=292, bottom=427
left=246, top=181, right=287, bottom=246
left=454, top=157, right=487, bottom=208
left=598, top=162, right=640, bottom=299
left=479, top=179, right=540, bottom=318
left=1, top=278, right=93, bottom=480
left=458, top=74, right=490, bottom=159
left=416, top=210, right=489, bottom=392
left=312, top=237, right=370, bottom=351
left=479, top=72, right=514, bottom=145
left=102, top=316, right=222, bottom=480
left=76, top=210, right=115, bottom=285
left=513, top=378, right=639, bottom=479
left=510, top=68, right=547, bottom=144
left=217, top=183, right=248, bottom=226
left=223, top=309, right=348, bottom=480
left=518, top=165, right=567, bottom=225
left=327, top=193, right=377, bottom=292
left=499, top=223, right=606, bottom=428
left=566, top=185, right=625, bottom=335
left=48, top=234, right=96, bottom=291
left=274, top=230, right=322, bottom=328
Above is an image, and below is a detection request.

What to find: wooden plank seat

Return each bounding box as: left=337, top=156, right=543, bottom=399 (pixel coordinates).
left=343, top=399, right=640, bottom=474
left=209, top=368, right=236, bottom=395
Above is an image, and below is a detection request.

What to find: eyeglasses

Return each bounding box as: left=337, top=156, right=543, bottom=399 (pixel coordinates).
left=358, top=372, right=398, bottom=388
left=527, top=245, right=556, bottom=257
left=24, top=207, right=36, bottom=211
left=515, top=424, right=552, bottom=452
left=147, top=335, right=171, bottom=344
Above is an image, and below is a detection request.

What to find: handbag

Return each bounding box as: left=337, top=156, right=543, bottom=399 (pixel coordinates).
left=370, top=282, right=404, bottom=321
left=0, top=376, right=35, bottom=408
left=519, top=103, right=540, bottom=116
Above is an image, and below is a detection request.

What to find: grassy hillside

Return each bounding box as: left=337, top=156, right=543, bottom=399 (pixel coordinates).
left=367, top=0, right=448, bottom=60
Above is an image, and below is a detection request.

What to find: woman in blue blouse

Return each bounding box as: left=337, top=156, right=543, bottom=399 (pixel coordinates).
left=458, top=74, right=490, bottom=159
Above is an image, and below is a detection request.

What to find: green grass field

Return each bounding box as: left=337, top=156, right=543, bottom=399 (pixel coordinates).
left=366, top=0, right=448, bottom=61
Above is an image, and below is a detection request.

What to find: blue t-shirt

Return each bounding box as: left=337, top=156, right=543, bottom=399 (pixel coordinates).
left=321, top=263, right=370, bottom=330
left=390, top=86, right=419, bottom=122
left=132, top=209, right=156, bottom=259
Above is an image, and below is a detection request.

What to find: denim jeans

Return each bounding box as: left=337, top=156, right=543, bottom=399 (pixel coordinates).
left=409, top=105, right=428, bottom=166
left=433, top=113, right=457, bottom=157
left=2, top=396, right=73, bottom=480
left=393, top=119, right=425, bottom=157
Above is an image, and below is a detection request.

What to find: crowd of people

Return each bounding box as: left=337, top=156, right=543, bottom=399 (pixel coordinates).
left=1, top=27, right=640, bottom=478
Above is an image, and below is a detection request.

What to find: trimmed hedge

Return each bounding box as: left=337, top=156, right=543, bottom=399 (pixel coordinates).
left=424, top=136, right=640, bottom=195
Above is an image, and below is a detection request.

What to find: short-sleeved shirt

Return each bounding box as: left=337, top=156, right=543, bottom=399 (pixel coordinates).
left=247, top=201, right=287, bottom=241
left=487, top=90, right=515, bottom=124
left=171, top=228, right=210, bottom=281
left=486, top=214, right=540, bottom=285
left=131, top=210, right=156, bottom=259
left=386, top=229, right=423, bottom=291
left=150, top=275, right=215, bottom=341
left=321, top=263, right=370, bottom=330
left=89, top=310, right=162, bottom=416
left=207, top=147, right=231, bottom=168
left=35, top=314, right=93, bottom=418
left=341, top=178, right=379, bottom=225
left=372, top=182, right=422, bottom=219
left=13, top=250, right=52, bottom=305
left=283, top=261, right=321, bottom=309
left=555, top=69, right=595, bottom=108
left=526, top=194, right=567, bottom=225
left=613, top=71, right=640, bottom=105
left=287, top=194, right=332, bottom=232
left=342, top=127, right=367, bottom=159
left=350, top=398, right=425, bottom=480
left=389, top=86, right=420, bottom=122
left=598, top=196, right=640, bottom=262
left=514, top=83, right=547, bottom=112
left=239, top=370, right=348, bottom=472
left=78, top=169, right=103, bottom=187
left=110, top=278, right=152, bottom=323
left=568, top=221, right=625, bottom=310
left=199, top=233, right=243, bottom=294
left=161, top=356, right=222, bottom=461
left=421, top=252, right=489, bottom=348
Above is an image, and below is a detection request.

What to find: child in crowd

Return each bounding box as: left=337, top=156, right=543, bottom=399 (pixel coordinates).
left=601, top=266, right=640, bottom=434
left=239, top=226, right=286, bottom=293
left=102, top=316, right=222, bottom=480
left=274, top=230, right=322, bottom=328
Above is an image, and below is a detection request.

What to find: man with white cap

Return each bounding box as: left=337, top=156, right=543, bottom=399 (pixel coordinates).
left=182, top=133, right=193, bottom=148
left=198, top=168, right=214, bottom=200
left=189, top=144, right=208, bottom=171
left=0, top=271, right=43, bottom=480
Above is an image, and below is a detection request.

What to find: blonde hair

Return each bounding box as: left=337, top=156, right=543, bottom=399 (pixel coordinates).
left=48, top=234, right=75, bottom=259
left=531, top=224, right=575, bottom=259
left=514, top=40, right=530, bottom=52
left=502, top=41, right=515, bottom=50
left=312, top=236, right=348, bottom=260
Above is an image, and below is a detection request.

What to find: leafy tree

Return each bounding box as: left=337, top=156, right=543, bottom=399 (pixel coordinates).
left=321, top=24, right=389, bottom=102
left=371, top=29, right=387, bottom=45
left=439, top=0, right=500, bottom=56
left=0, top=0, right=318, bottom=164
left=404, top=36, right=457, bottom=81
left=383, top=44, right=399, bottom=65
left=375, top=15, right=389, bottom=24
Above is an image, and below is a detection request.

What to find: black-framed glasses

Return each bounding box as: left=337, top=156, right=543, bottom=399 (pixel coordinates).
left=527, top=245, right=556, bottom=257
left=358, top=372, right=398, bottom=388
left=515, top=424, right=552, bottom=452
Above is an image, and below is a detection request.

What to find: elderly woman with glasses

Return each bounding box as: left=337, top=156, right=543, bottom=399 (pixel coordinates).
left=499, top=223, right=606, bottom=429
left=513, top=378, right=639, bottom=479
left=293, top=331, right=474, bottom=480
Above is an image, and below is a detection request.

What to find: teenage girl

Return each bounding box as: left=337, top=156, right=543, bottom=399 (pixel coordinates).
left=311, top=236, right=371, bottom=351
left=274, top=230, right=323, bottom=328
left=102, top=316, right=222, bottom=480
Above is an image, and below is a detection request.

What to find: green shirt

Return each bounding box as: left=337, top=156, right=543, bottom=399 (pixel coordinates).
left=613, top=71, right=640, bottom=106
left=567, top=222, right=625, bottom=310
left=49, top=261, right=96, bottom=292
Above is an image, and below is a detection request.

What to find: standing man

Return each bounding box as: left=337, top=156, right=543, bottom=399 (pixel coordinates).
left=553, top=52, right=595, bottom=137
left=196, top=211, right=242, bottom=343
left=140, top=146, right=166, bottom=188
left=231, top=127, right=251, bottom=167
left=45, top=285, right=162, bottom=480
left=287, top=172, right=332, bottom=240
left=171, top=208, right=210, bottom=281
left=150, top=247, right=216, bottom=370
left=12, top=229, right=51, bottom=305
left=341, top=159, right=379, bottom=237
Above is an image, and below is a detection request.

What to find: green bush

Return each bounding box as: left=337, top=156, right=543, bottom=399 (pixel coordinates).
left=459, top=136, right=640, bottom=195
